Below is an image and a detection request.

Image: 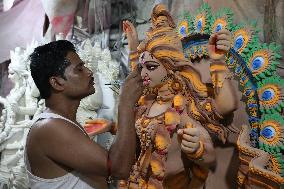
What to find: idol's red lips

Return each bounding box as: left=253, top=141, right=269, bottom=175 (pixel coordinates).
left=143, top=75, right=150, bottom=80
left=143, top=75, right=151, bottom=85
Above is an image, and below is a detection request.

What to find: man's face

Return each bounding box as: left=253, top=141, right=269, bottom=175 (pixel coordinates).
left=62, top=51, right=95, bottom=99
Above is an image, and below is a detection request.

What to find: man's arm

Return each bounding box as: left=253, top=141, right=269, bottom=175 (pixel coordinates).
left=28, top=69, right=143, bottom=179
left=108, top=67, right=143, bottom=178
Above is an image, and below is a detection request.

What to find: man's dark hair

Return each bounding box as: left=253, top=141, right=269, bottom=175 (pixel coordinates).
left=30, top=40, right=76, bottom=99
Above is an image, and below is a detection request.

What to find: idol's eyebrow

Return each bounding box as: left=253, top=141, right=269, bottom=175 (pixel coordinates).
left=144, top=61, right=160, bottom=66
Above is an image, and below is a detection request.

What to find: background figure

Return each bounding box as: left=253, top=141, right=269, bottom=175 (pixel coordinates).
left=41, top=0, right=79, bottom=41
left=0, top=45, right=40, bottom=188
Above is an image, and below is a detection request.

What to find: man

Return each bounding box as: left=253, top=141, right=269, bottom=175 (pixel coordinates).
left=25, top=40, right=143, bottom=188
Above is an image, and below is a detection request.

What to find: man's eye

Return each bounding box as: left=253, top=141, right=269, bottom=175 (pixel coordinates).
left=146, top=65, right=158, bottom=71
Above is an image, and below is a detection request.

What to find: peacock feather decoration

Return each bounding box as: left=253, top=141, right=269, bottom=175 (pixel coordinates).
left=177, top=2, right=284, bottom=179
left=193, top=3, right=213, bottom=35
left=177, top=12, right=193, bottom=39
left=181, top=4, right=214, bottom=60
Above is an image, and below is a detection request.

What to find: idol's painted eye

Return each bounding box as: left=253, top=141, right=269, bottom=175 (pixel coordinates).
left=146, top=64, right=158, bottom=71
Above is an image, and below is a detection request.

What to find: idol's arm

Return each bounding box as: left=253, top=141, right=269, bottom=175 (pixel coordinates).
left=208, top=29, right=238, bottom=116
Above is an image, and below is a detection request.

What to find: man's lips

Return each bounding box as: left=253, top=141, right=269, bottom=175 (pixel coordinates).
left=89, top=77, right=95, bottom=85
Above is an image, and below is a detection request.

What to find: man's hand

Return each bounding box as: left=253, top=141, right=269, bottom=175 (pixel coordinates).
left=178, top=127, right=201, bottom=154
left=123, top=20, right=139, bottom=52
left=208, top=29, right=231, bottom=60
left=120, top=67, right=143, bottom=106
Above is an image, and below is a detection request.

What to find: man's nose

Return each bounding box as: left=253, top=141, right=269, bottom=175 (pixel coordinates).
left=86, top=67, right=93, bottom=76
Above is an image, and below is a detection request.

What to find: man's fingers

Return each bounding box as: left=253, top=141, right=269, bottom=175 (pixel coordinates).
left=122, top=22, right=125, bottom=32
left=126, top=70, right=139, bottom=80
left=132, top=63, right=142, bottom=74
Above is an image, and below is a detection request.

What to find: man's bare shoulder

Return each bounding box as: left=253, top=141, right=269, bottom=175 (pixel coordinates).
left=27, top=118, right=88, bottom=151
left=31, top=118, right=84, bottom=136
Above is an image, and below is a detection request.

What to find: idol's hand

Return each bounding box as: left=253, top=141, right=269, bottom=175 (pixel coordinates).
left=10, top=102, right=19, bottom=113
left=208, top=29, right=231, bottom=60
left=123, top=20, right=139, bottom=51
left=178, top=126, right=201, bottom=154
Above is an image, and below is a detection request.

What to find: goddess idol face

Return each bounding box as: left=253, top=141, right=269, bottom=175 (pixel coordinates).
left=8, top=66, right=20, bottom=82
left=139, top=51, right=168, bottom=88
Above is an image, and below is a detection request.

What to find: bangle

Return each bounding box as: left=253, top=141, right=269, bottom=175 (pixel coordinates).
left=187, top=141, right=205, bottom=160
left=210, top=61, right=229, bottom=92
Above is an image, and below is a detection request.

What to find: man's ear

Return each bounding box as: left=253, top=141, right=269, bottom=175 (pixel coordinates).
left=49, top=76, right=65, bottom=92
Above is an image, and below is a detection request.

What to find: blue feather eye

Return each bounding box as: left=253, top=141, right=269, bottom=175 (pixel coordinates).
left=215, top=24, right=222, bottom=32
left=261, top=88, right=275, bottom=101
left=233, top=29, right=250, bottom=53
left=245, top=89, right=252, bottom=97
left=235, top=65, right=243, bottom=75
left=261, top=126, right=275, bottom=139
left=179, top=26, right=187, bottom=37
left=234, top=35, right=244, bottom=50
left=257, top=77, right=282, bottom=113
left=252, top=57, right=264, bottom=70
left=226, top=56, right=236, bottom=68
left=197, top=19, right=203, bottom=32
left=177, top=20, right=189, bottom=38
left=244, top=88, right=255, bottom=98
